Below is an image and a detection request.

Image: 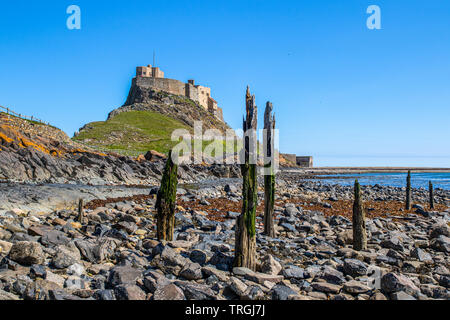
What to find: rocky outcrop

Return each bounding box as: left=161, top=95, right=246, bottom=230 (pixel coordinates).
left=0, top=145, right=241, bottom=185
left=0, top=112, right=241, bottom=185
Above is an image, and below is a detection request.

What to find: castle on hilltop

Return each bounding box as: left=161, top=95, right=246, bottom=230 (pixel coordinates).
left=134, top=64, right=223, bottom=121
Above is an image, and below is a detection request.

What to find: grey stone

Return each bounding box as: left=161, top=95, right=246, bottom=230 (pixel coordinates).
left=107, top=266, right=142, bottom=287
left=343, top=259, right=368, bottom=277
left=208, top=251, right=233, bottom=271
left=52, top=246, right=80, bottom=269
left=410, top=248, right=433, bottom=263
left=430, top=224, right=450, bottom=239
left=9, top=241, right=45, bottom=266
left=29, top=264, right=47, bottom=279
left=343, top=280, right=371, bottom=294
left=41, top=230, right=71, bottom=247
left=381, top=272, right=420, bottom=296
left=189, top=249, right=207, bottom=265
left=270, top=284, right=298, bottom=300
left=153, top=284, right=185, bottom=300
left=229, top=277, right=248, bottom=297
left=201, top=265, right=230, bottom=282
left=316, top=267, right=346, bottom=285
left=260, top=254, right=282, bottom=275
left=114, top=284, right=146, bottom=300
left=64, top=276, right=87, bottom=290
left=311, top=282, right=342, bottom=293
left=180, top=262, right=203, bottom=280
left=93, top=289, right=116, bottom=300
left=430, top=236, right=450, bottom=253
left=282, top=266, right=305, bottom=280
left=174, top=281, right=217, bottom=300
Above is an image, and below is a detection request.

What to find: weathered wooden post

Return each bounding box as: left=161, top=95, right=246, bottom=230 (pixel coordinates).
left=353, top=180, right=367, bottom=251
left=405, top=170, right=412, bottom=210
left=77, top=199, right=84, bottom=223
left=263, top=101, right=276, bottom=237
left=156, top=150, right=178, bottom=241
left=429, top=181, right=434, bottom=210
left=234, top=87, right=258, bottom=270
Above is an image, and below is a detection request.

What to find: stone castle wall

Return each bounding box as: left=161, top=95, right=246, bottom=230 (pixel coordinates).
left=196, top=85, right=211, bottom=111
left=135, top=77, right=186, bottom=96
left=133, top=66, right=223, bottom=121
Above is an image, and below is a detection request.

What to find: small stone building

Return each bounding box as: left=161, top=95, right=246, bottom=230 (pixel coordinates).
left=296, top=156, right=313, bottom=168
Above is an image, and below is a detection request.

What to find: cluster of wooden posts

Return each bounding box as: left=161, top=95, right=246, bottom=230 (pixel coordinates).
left=152, top=88, right=438, bottom=270
left=352, top=170, right=436, bottom=251
left=154, top=87, right=275, bottom=270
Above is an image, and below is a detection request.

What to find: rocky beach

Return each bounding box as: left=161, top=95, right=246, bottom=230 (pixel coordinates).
left=0, top=19, right=448, bottom=302
left=0, top=167, right=448, bottom=301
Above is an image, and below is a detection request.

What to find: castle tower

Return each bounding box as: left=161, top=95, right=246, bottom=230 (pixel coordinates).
left=136, top=64, right=164, bottom=78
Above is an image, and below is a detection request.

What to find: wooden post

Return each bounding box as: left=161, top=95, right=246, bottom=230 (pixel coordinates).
left=78, top=199, right=84, bottom=223
left=429, top=181, right=434, bottom=210
left=263, top=101, right=276, bottom=238
left=405, top=170, right=412, bottom=210
left=353, top=180, right=367, bottom=251
left=234, top=87, right=258, bottom=270
left=156, top=150, right=178, bottom=241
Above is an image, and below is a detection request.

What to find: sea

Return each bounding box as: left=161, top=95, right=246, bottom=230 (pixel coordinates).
left=311, top=172, right=450, bottom=190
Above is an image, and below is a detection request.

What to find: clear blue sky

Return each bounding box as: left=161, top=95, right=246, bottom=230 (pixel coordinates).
left=1, top=0, right=449, bottom=166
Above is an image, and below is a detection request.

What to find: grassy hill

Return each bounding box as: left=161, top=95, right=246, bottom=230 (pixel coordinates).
left=73, top=82, right=239, bottom=156
left=73, top=110, right=194, bottom=155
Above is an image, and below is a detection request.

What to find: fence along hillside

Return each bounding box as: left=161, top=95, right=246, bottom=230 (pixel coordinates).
left=0, top=105, right=50, bottom=126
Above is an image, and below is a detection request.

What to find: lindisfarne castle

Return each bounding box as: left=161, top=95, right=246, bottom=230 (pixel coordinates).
left=131, top=64, right=224, bottom=121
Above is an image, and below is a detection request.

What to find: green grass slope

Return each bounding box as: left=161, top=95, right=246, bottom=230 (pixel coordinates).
left=73, top=110, right=193, bottom=155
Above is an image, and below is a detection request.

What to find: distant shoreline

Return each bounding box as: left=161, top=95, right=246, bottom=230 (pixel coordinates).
left=283, top=167, right=450, bottom=174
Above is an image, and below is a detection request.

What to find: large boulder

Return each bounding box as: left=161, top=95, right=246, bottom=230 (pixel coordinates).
left=343, top=280, right=371, bottom=294
left=316, top=266, right=346, bottom=285
left=153, top=284, right=185, bottom=300
left=52, top=245, right=81, bottom=269
left=343, top=259, right=368, bottom=278
left=430, top=224, right=450, bottom=239
left=270, top=284, right=298, bottom=300
left=430, top=236, right=450, bottom=253
left=381, top=272, right=420, bottom=296
left=9, top=241, right=45, bottom=266
left=179, top=262, right=203, bottom=280
left=260, top=254, right=282, bottom=275
left=174, top=281, right=217, bottom=300
left=282, top=266, right=305, bottom=280
left=114, top=284, right=147, bottom=300
left=74, top=237, right=120, bottom=263
left=107, top=266, right=142, bottom=287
